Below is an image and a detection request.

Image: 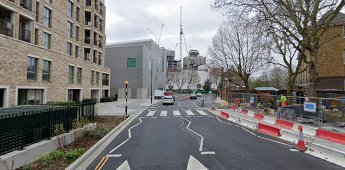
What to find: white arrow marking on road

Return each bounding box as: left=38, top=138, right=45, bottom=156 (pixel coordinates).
left=146, top=111, right=155, bottom=116
left=160, top=111, right=167, bottom=116
left=106, top=154, right=122, bottom=157
left=186, top=110, right=195, bottom=115
left=116, top=160, right=131, bottom=170
left=173, top=110, right=181, bottom=116
left=187, top=155, right=208, bottom=170
left=196, top=110, right=208, bottom=116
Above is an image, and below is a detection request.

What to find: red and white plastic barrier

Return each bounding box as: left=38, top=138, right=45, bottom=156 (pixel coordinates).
left=316, top=129, right=345, bottom=145
left=257, top=123, right=281, bottom=136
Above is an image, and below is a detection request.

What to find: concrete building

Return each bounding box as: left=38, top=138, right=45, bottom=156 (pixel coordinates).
left=297, top=11, right=345, bottom=93
left=183, top=49, right=206, bottom=69
left=0, top=0, right=110, bottom=107
left=166, top=50, right=181, bottom=70
left=105, top=39, right=167, bottom=99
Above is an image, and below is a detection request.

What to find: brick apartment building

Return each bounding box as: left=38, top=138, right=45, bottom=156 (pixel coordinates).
left=297, top=11, right=345, bottom=93
left=0, top=0, right=110, bottom=107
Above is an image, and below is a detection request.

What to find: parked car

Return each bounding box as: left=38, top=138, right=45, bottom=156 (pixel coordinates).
left=190, top=94, right=197, bottom=100
left=196, top=93, right=203, bottom=97
left=154, top=90, right=164, bottom=99
left=163, top=96, right=174, bottom=105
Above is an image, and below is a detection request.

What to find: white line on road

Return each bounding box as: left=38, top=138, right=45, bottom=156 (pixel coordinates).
left=146, top=111, right=155, bottom=116
left=185, top=110, right=195, bottom=115
left=173, top=110, right=181, bottom=116
left=152, top=117, right=158, bottom=118
left=179, top=116, right=207, bottom=152
left=201, top=151, right=216, bottom=155
left=215, top=116, right=293, bottom=147
left=160, top=111, right=167, bottom=117
left=196, top=110, right=209, bottom=116
left=109, top=139, right=129, bottom=153
left=106, top=154, right=122, bottom=157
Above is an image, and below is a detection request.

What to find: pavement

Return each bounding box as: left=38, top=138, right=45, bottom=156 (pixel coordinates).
left=81, top=94, right=342, bottom=170
left=96, top=98, right=161, bottom=116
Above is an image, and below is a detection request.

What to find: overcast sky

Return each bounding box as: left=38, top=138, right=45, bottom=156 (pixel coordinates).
left=104, top=0, right=224, bottom=60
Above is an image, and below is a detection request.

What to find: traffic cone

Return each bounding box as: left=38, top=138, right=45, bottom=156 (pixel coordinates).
left=296, top=125, right=307, bottom=152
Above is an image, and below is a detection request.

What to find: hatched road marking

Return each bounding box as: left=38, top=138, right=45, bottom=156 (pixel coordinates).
left=173, top=110, right=181, bottom=116
left=146, top=111, right=155, bottom=117
left=185, top=110, right=195, bottom=116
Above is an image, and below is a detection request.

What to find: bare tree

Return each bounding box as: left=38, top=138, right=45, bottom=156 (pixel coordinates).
left=209, top=19, right=270, bottom=92
left=208, top=65, right=222, bottom=88
left=269, top=66, right=288, bottom=90
left=175, top=70, right=187, bottom=90
left=186, top=69, right=200, bottom=90
left=212, top=0, right=345, bottom=96
left=166, top=71, right=177, bottom=88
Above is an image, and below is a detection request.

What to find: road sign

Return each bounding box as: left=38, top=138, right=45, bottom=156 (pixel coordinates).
left=250, top=97, right=255, bottom=104
left=304, top=102, right=316, bottom=113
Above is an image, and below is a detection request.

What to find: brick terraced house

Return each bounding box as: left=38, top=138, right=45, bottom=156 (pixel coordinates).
left=0, top=0, right=110, bottom=107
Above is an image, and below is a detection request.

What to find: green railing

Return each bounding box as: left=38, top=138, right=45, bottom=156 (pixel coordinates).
left=0, top=102, right=95, bottom=156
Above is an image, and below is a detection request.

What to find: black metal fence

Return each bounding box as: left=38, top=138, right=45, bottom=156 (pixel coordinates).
left=0, top=103, right=95, bottom=156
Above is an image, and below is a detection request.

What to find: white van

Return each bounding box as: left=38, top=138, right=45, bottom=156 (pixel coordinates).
left=154, top=90, right=164, bottom=99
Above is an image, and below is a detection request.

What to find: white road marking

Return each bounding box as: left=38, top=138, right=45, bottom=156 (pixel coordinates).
left=179, top=117, right=204, bottom=152
left=201, top=151, right=216, bottom=155
left=116, top=160, right=131, bottom=170
left=187, top=155, right=208, bottom=170
left=173, top=110, right=181, bottom=116
left=160, top=111, right=168, bottom=116
left=109, top=139, right=129, bottom=153
left=196, top=110, right=208, bottom=116
left=289, top=148, right=299, bottom=152
left=152, top=117, right=158, bottom=118
left=110, top=117, right=145, bottom=154
left=146, top=111, right=155, bottom=117
left=106, top=154, right=122, bottom=157
left=185, top=110, right=195, bottom=115
left=215, top=116, right=294, bottom=147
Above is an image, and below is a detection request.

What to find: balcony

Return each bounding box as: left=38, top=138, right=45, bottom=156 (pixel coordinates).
left=20, top=0, right=32, bottom=11
left=0, top=19, right=13, bottom=37
left=84, top=48, right=91, bottom=61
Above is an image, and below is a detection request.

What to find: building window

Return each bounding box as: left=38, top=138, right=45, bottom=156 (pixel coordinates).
left=102, top=73, right=109, bottom=86
left=34, top=28, right=39, bottom=45
left=68, top=65, right=74, bottom=84
left=343, top=50, right=345, bottom=64
left=75, top=45, right=79, bottom=57
left=27, top=57, right=38, bottom=81
left=35, top=2, right=39, bottom=22
left=43, top=7, right=52, bottom=28
left=67, top=21, right=73, bottom=38
left=127, top=58, right=136, bottom=67
left=96, top=72, right=99, bottom=86
left=67, top=0, right=73, bottom=18
left=76, top=7, right=80, bottom=22
left=43, top=32, right=51, bottom=49
left=77, top=67, right=82, bottom=84
left=42, top=60, right=51, bottom=82
left=90, top=70, right=95, bottom=85
left=67, top=42, right=72, bottom=56
left=76, top=26, right=79, bottom=41
left=18, top=89, right=44, bottom=105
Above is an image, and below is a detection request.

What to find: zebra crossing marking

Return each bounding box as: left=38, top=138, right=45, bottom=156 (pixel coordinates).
left=196, top=110, right=208, bottom=116
left=185, top=110, right=195, bottom=115
left=160, top=111, right=167, bottom=117
left=146, top=111, right=155, bottom=117
left=173, top=110, right=181, bottom=116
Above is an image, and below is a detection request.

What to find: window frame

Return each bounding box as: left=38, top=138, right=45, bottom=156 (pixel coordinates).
left=127, top=58, right=136, bottom=68
left=43, top=32, right=51, bottom=49
left=43, top=7, right=52, bottom=28
left=76, top=67, right=82, bottom=84
left=67, top=21, right=73, bottom=38
left=68, top=65, right=74, bottom=84
left=67, top=42, right=72, bottom=56
left=67, top=0, right=73, bottom=18
left=27, top=57, right=38, bottom=81
left=42, top=60, right=51, bottom=82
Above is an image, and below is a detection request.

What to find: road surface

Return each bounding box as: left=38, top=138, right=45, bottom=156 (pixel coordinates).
left=87, top=94, right=342, bottom=170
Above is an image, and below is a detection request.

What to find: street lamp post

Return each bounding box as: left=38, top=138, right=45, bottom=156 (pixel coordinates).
left=125, top=80, right=128, bottom=115
left=150, top=60, right=153, bottom=104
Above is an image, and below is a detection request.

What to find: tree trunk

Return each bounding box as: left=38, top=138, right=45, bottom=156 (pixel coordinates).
left=243, top=79, right=250, bottom=93
left=307, top=50, right=319, bottom=97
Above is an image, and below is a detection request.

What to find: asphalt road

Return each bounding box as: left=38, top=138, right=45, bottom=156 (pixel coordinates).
left=87, top=94, right=342, bottom=170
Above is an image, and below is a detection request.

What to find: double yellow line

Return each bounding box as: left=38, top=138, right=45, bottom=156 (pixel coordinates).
left=95, top=156, right=109, bottom=170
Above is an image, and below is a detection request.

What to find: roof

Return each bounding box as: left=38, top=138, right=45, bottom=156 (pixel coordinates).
left=254, top=87, right=279, bottom=91
left=320, top=10, right=345, bottom=25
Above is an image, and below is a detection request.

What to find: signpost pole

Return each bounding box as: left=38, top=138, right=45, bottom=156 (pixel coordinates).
left=125, top=81, right=128, bottom=115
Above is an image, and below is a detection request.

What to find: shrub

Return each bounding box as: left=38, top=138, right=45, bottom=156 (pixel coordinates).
left=23, top=165, right=31, bottom=170
left=100, top=97, right=113, bottom=103
left=64, top=148, right=85, bottom=164
left=47, top=101, right=75, bottom=106
left=82, top=98, right=97, bottom=104
left=39, top=153, right=53, bottom=167
left=51, top=150, right=64, bottom=160
left=86, top=128, right=109, bottom=140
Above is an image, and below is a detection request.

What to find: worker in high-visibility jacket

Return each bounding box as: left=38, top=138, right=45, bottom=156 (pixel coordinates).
left=280, top=94, right=287, bottom=107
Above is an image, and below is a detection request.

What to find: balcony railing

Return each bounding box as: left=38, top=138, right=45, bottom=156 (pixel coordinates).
left=102, top=79, right=109, bottom=86
left=0, top=19, right=13, bottom=37
left=19, top=27, right=31, bottom=43
left=84, top=37, right=90, bottom=44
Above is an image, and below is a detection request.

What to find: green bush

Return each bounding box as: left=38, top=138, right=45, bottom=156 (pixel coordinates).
left=51, top=150, right=64, bottom=160
left=86, top=128, right=109, bottom=140
left=23, top=165, right=31, bottom=170
left=100, top=97, right=113, bottom=103
left=39, top=153, right=53, bottom=167
left=64, top=148, right=85, bottom=164
left=82, top=98, right=97, bottom=104
left=47, top=101, right=75, bottom=106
